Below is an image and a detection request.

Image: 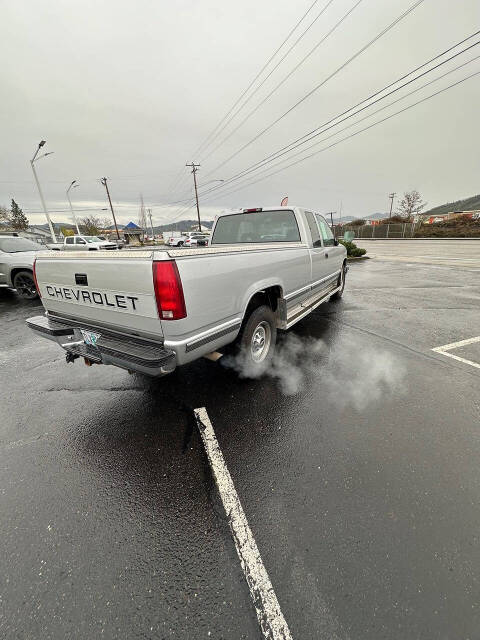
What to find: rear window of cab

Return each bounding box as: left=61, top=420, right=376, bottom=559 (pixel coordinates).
left=212, top=210, right=300, bottom=244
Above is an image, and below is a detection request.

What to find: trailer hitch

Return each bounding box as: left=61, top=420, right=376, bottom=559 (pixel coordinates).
left=65, top=352, right=79, bottom=364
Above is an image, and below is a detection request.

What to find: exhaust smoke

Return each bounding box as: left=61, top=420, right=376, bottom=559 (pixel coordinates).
left=223, top=332, right=406, bottom=408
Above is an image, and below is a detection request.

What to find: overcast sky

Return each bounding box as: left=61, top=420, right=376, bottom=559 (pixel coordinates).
left=1, top=0, right=479, bottom=227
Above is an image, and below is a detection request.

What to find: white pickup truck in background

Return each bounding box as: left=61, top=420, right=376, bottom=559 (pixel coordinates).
left=27, top=206, right=347, bottom=377
left=48, top=235, right=120, bottom=251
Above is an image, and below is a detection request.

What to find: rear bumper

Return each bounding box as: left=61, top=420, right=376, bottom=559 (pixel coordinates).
left=26, top=314, right=176, bottom=377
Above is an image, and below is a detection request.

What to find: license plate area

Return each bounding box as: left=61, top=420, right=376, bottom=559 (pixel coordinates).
left=80, top=329, right=102, bottom=348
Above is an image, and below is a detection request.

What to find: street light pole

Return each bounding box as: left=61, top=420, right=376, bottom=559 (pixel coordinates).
left=100, top=177, right=120, bottom=240
left=186, top=162, right=201, bottom=231
left=66, top=180, right=80, bottom=234
left=388, top=192, right=396, bottom=220
left=30, top=141, right=56, bottom=243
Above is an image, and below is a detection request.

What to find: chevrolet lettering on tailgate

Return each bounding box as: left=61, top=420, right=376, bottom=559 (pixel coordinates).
left=44, top=285, right=139, bottom=311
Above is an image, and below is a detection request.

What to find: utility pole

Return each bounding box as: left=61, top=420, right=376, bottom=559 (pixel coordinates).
left=325, top=211, right=336, bottom=235
left=388, top=192, right=396, bottom=219
left=66, top=180, right=80, bottom=235
left=139, top=193, right=146, bottom=236
left=147, top=208, right=154, bottom=238
left=100, top=177, right=120, bottom=240
left=30, top=140, right=56, bottom=242
left=186, top=162, right=201, bottom=231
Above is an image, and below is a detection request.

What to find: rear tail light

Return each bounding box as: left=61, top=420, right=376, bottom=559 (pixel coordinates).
left=33, top=258, right=41, bottom=298
left=152, top=260, right=186, bottom=320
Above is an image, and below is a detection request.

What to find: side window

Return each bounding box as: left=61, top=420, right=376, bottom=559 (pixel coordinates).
left=76, top=237, right=86, bottom=244
left=305, top=211, right=322, bottom=247
left=65, top=237, right=74, bottom=244
left=316, top=215, right=335, bottom=247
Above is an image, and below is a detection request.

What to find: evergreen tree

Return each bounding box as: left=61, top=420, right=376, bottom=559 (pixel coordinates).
left=10, top=199, right=29, bottom=230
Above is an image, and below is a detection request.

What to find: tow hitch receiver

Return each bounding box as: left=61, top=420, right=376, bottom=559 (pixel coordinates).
left=66, top=352, right=79, bottom=364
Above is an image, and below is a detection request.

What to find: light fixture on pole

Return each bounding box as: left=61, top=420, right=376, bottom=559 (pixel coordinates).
left=30, top=140, right=56, bottom=242
left=66, top=180, right=80, bottom=234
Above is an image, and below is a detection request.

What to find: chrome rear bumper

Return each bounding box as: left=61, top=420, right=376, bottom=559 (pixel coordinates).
left=26, top=314, right=176, bottom=377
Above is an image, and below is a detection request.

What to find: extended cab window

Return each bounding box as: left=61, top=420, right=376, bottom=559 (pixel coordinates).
left=305, top=211, right=322, bottom=247
left=212, top=210, right=300, bottom=244
left=65, top=237, right=74, bottom=244
left=316, top=215, right=336, bottom=247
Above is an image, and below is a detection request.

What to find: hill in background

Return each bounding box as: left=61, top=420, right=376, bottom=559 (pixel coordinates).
left=424, top=194, right=480, bottom=216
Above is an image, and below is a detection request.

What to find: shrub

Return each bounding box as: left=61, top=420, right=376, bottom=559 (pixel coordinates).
left=339, top=239, right=367, bottom=257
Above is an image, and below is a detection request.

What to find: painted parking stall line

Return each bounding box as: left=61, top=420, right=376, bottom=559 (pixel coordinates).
left=431, top=336, right=480, bottom=369
left=194, top=407, right=293, bottom=640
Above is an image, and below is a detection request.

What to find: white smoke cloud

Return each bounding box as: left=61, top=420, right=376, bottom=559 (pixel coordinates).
left=223, top=332, right=406, bottom=409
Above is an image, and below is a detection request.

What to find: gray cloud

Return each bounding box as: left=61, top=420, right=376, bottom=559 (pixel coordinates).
left=1, top=0, right=479, bottom=227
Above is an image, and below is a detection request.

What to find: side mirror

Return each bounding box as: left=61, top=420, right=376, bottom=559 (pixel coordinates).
left=333, top=238, right=339, bottom=246
left=344, top=230, right=355, bottom=242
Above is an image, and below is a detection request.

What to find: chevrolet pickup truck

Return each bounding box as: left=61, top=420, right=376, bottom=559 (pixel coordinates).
left=26, top=206, right=347, bottom=376
left=47, top=235, right=120, bottom=251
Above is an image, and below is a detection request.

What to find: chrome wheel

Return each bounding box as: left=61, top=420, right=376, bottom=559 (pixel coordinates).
left=250, top=321, right=271, bottom=363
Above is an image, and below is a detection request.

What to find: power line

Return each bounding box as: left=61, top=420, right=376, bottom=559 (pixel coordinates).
left=191, top=0, right=322, bottom=160
left=197, top=0, right=338, bottom=161
left=200, top=0, right=363, bottom=163
left=200, top=69, right=480, bottom=203
left=197, top=36, right=480, bottom=195
left=204, top=59, right=480, bottom=200
left=204, top=0, right=426, bottom=179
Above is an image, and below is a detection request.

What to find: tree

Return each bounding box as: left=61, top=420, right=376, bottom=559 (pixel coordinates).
left=80, top=215, right=102, bottom=235
left=0, top=205, right=9, bottom=225
left=397, top=190, right=426, bottom=219
left=10, top=199, right=29, bottom=230
left=98, top=217, right=113, bottom=232
left=61, top=227, right=75, bottom=237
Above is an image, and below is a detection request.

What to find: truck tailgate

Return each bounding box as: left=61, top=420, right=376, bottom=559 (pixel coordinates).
left=35, top=251, right=163, bottom=337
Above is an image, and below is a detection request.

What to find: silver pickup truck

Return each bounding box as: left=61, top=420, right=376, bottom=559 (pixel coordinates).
left=26, top=206, right=347, bottom=376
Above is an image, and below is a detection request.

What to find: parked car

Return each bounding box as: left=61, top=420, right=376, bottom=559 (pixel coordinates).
left=0, top=235, right=44, bottom=299
left=166, top=235, right=187, bottom=247
left=27, top=206, right=347, bottom=377
left=48, top=235, right=120, bottom=251
left=184, top=235, right=208, bottom=247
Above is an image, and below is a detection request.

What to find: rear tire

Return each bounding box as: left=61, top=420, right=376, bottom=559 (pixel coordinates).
left=330, top=261, right=346, bottom=300
left=13, top=270, right=38, bottom=300
left=237, top=305, right=277, bottom=372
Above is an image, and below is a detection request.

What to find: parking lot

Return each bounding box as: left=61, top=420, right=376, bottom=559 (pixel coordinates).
left=1, top=241, right=480, bottom=639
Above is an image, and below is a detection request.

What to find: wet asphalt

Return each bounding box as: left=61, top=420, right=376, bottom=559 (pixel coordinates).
left=1, top=251, right=480, bottom=639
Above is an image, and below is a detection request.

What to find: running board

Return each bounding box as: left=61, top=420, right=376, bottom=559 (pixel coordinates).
left=285, top=284, right=340, bottom=329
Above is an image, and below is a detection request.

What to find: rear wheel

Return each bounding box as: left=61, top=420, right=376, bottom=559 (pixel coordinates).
left=237, top=305, right=277, bottom=371
left=331, top=261, right=347, bottom=300
left=13, top=270, right=38, bottom=300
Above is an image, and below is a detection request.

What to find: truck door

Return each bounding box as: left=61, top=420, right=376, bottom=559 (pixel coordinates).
left=74, top=237, right=87, bottom=250
left=64, top=237, right=75, bottom=250
left=315, top=214, right=343, bottom=280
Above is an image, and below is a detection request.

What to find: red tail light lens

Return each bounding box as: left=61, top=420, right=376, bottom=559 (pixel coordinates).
left=33, top=258, right=41, bottom=298
left=152, top=260, right=186, bottom=320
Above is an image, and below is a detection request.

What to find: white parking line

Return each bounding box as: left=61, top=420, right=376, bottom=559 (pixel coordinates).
left=431, top=336, right=480, bottom=369
left=194, top=407, right=293, bottom=640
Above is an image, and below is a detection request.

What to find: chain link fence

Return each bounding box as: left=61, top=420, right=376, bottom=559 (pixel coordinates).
left=339, top=223, right=416, bottom=239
